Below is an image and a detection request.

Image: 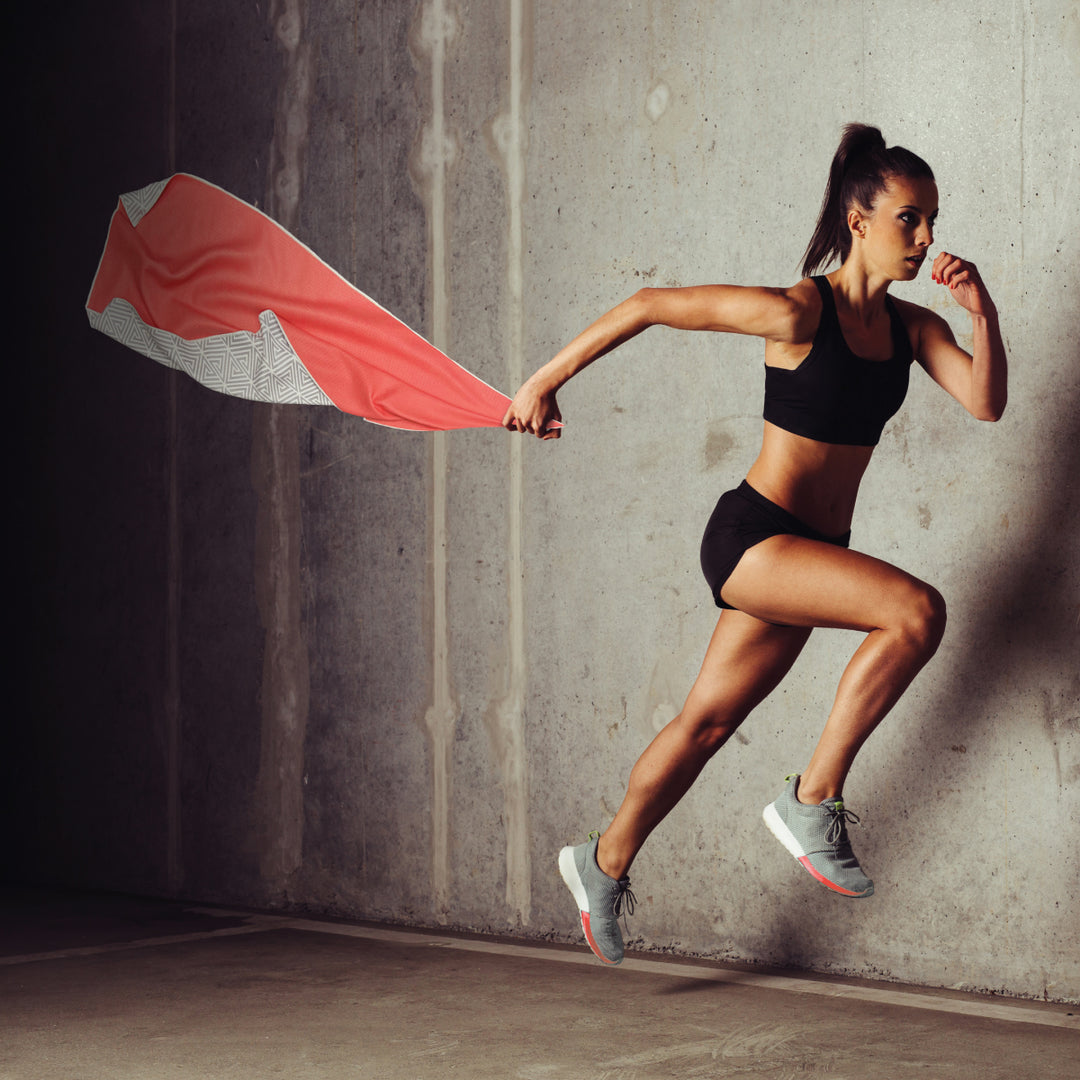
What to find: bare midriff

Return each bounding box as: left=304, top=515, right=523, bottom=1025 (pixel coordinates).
left=744, top=421, right=875, bottom=537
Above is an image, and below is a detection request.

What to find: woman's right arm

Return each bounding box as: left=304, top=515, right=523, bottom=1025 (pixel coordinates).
left=502, top=285, right=804, bottom=438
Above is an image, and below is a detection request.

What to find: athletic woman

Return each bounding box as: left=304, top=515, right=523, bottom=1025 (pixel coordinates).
left=502, top=124, right=1008, bottom=965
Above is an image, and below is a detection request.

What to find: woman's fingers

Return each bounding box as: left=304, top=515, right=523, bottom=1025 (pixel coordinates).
left=929, top=252, right=991, bottom=317
left=503, top=384, right=561, bottom=438
left=932, top=251, right=979, bottom=290
left=932, top=251, right=960, bottom=284
left=503, top=411, right=557, bottom=438
left=502, top=402, right=533, bottom=433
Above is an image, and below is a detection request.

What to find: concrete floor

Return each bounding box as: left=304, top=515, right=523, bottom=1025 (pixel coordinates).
left=1, top=889, right=1076, bottom=1080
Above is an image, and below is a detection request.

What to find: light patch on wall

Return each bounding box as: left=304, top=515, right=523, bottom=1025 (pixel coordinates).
left=639, top=70, right=694, bottom=179
left=646, top=652, right=682, bottom=736
left=645, top=81, right=670, bottom=123
left=485, top=0, right=533, bottom=928
left=410, top=0, right=461, bottom=922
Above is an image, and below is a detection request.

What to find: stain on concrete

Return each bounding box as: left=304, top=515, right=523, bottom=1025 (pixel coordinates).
left=704, top=423, right=736, bottom=471
left=1041, top=682, right=1080, bottom=790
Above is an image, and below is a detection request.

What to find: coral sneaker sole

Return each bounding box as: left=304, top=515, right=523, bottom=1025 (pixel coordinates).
left=763, top=779, right=875, bottom=899
left=559, top=844, right=618, bottom=965
left=558, top=839, right=634, bottom=965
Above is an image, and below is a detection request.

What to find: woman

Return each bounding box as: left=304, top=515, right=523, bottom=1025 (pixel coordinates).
left=503, top=124, right=1007, bottom=966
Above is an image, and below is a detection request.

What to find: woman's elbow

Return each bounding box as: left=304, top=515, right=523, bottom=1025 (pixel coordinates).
left=632, top=286, right=658, bottom=317
left=627, top=287, right=664, bottom=330
left=974, top=396, right=1007, bottom=422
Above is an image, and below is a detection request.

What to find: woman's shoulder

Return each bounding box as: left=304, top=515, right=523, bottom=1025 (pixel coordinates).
left=757, top=279, right=826, bottom=360
left=888, top=294, right=940, bottom=325
left=744, top=279, right=825, bottom=345
left=887, top=294, right=949, bottom=348
left=773, top=277, right=825, bottom=342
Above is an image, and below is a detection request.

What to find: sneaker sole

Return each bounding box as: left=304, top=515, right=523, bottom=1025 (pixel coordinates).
left=762, top=802, right=873, bottom=898
left=558, top=845, right=622, bottom=965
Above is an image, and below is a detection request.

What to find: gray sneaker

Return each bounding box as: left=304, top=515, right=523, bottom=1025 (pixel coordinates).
left=763, top=774, right=874, bottom=897
left=558, top=833, right=636, bottom=965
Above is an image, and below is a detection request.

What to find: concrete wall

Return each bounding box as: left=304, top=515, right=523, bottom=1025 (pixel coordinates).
left=12, top=0, right=1078, bottom=1001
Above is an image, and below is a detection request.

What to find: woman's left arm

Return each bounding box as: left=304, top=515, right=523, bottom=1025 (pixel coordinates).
left=912, top=251, right=1008, bottom=421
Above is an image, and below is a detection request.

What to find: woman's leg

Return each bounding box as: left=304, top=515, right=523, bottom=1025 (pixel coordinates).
left=721, top=535, right=947, bottom=805
left=597, top=535, right=945, bottom=881
left=596, top=611, right=812, bottom=880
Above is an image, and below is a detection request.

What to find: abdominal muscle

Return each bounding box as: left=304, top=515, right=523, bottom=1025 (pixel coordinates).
left=744, top=421, right=874, bottom=537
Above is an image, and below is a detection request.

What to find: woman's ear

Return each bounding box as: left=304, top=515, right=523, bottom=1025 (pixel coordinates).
left=847, top=206, right=867, bottom=242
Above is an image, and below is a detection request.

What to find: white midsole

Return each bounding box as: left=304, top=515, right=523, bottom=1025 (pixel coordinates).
left=763, top=803, right=806, bottom=859
left=558, top=845, right=590, bottom=913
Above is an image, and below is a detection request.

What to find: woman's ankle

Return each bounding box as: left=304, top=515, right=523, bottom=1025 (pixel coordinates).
left=794, top=773, right=840, bottom=806
left=595, top=834, right=632, bottom=880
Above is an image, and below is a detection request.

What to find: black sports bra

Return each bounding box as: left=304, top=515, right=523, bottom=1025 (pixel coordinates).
left=763, top=276, right=913, bottom=447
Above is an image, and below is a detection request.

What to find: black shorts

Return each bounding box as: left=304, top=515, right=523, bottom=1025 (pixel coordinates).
left=700, top=480, right=851, bottom=610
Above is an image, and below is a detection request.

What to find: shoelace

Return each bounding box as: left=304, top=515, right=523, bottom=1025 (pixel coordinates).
left=587, top=831, right=637, bottom=926
left=612, top=878, right=636, bottom=920
left=613, top=878, right=636, bottom=939
left=824, top=803, right=861, bottom=846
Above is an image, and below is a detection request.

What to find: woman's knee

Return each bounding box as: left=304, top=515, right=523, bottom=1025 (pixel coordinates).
left=896, top=581, right=947, bottom=656
left=675, top=701, right=745, bottom=754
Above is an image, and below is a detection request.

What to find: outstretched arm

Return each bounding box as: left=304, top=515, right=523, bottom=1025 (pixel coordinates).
left=503, top=284, right=803, bottom=438
left=914, top=252, right=1008, bottom=421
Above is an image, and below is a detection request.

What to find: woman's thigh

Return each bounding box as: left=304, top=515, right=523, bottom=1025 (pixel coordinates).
left=720, top=534, right=944, bottom=633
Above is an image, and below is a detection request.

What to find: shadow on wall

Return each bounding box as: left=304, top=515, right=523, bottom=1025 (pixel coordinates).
left=749, top=326, right=1080, bottom=977
left=875, top=366, right=1080, bottom=989
left=898, top=376, right=1080, bottom=802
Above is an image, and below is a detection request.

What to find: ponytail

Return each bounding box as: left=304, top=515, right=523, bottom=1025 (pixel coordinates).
left=801, top=123, right=934, bottom=277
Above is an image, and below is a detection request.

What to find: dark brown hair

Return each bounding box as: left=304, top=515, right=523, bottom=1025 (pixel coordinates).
left=801, top=124, right=935, bottom=277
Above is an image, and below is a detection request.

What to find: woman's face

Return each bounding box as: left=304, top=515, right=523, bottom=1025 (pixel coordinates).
left=853, top=175, right=939, bottom=281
